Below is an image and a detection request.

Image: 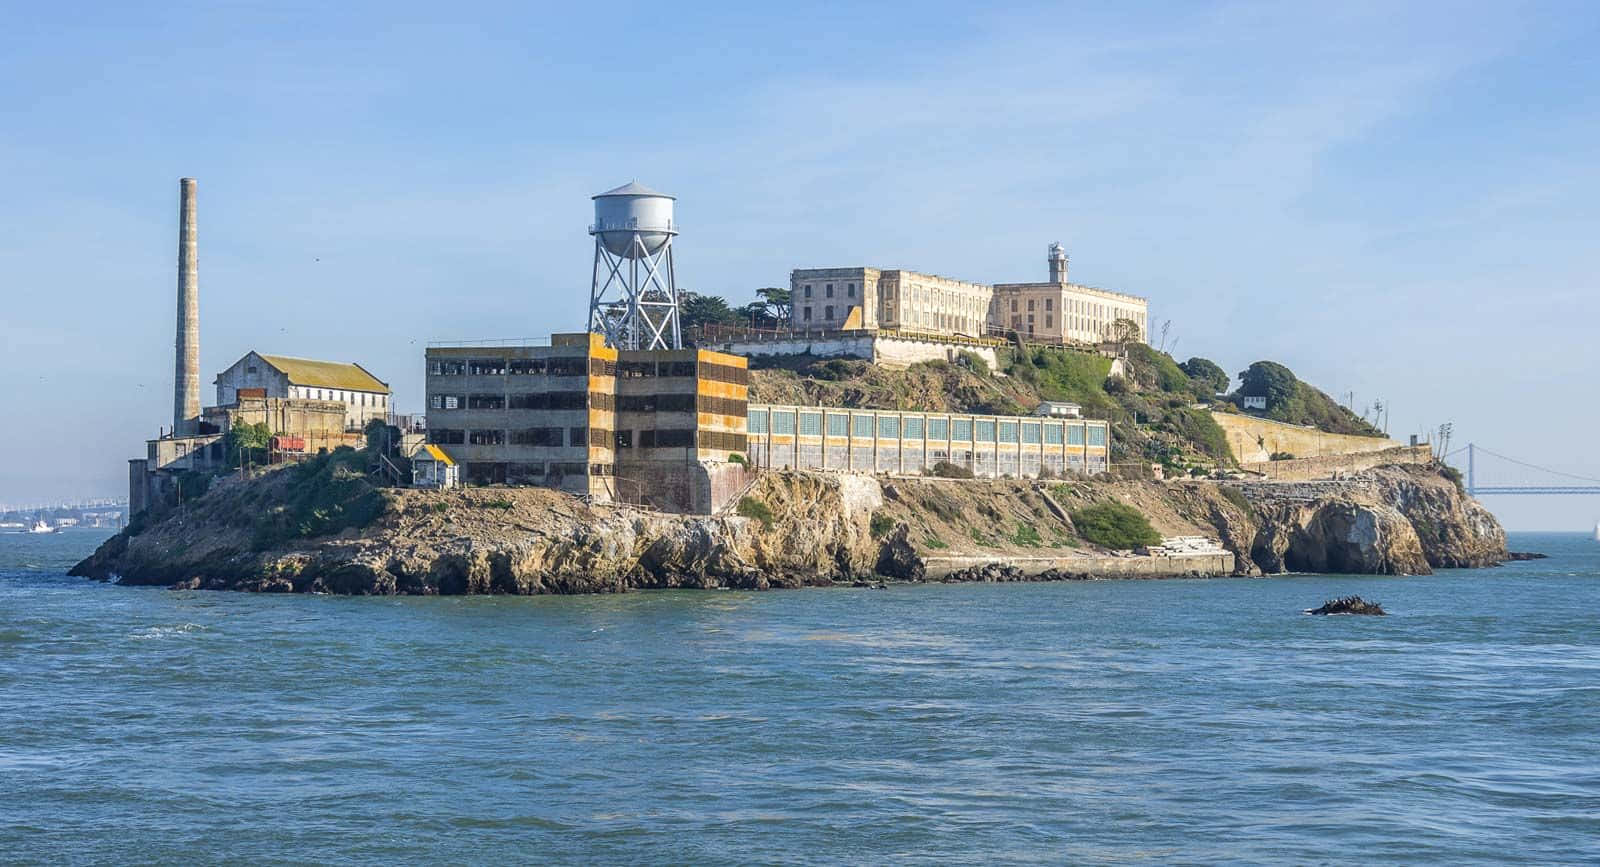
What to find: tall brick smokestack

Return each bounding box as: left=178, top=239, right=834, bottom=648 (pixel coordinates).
left=174, top=177, right=200, bottom=434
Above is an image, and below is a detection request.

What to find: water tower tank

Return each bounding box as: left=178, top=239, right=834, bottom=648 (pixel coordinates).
left=590, top=181, right=676, bottom=259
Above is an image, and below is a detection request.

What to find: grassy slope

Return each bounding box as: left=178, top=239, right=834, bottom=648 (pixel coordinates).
left=747, top=340, right=1382, bottom=473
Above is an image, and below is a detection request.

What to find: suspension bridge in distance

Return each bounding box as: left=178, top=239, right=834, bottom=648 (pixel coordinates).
left=1445, top=443, right=1600, bottom=496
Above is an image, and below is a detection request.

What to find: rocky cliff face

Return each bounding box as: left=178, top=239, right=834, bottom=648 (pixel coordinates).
left=71, top=471, right=888, bottom=594
left=1229, top=465, right=1506, bottom=576
left=72, top=462, right=1505, bottom=594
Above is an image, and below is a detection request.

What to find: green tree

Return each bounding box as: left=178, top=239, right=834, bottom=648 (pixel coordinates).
left=226, top=421, right=272, bottom=468
left=1112, top=317, right=1142, bottom=344
left=1237, top=361, right=1298, bottom=410
left=1179, top=357, right=1231, bottom=394
left=678, top=292, right=742, bottom=330
left=364, top=417, right=402, bottom=457
left=755, top=286, right=791, bottom=321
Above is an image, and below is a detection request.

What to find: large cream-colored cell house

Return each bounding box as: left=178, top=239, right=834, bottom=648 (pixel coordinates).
left=790, top=244, right=1149, bottom=344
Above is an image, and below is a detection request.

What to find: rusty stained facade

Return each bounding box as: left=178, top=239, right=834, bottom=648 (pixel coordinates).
left=424, top=334, right=751, bottom=511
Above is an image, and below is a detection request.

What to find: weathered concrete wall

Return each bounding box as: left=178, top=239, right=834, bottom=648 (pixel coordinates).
left=211, top=398, right=355, bottom=452
left=1210, top=411, right=1406, bottom=464
left=1246, top=445, right=1433, bottom=481
left=711, top=334, right=997, bottom=370
left=128, top=459, right=149, bottom=515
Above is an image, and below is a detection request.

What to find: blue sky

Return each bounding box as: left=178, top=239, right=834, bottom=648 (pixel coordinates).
left=2, top=0, right=1596, bottom=528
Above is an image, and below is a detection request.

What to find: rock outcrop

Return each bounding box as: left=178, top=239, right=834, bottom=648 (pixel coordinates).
left=1229, top=465, right=1506, bottom=576
left=1307, top=596, right=1387, bottom=615
left=72, top=461, right=1507, bottom=594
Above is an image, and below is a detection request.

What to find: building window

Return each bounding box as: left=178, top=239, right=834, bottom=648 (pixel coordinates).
left=1011, top=299, right=1018, bottom=312
left=1045, top=298, right=1053, bottom=311
left=825, top=283, right=834, bottom=298
left=246, top=365, right=257, bottom=374
left=804, top=285, right=812, bottom=298
left=825, top=305, right=834, bottom=320
left=803, top=308, right=813, bottom=321
left=847, top=283, right=856, bottom=297
left=1027, top=299, right=1035, bottom=311
left=1046, top=314, right=1053, bottom=328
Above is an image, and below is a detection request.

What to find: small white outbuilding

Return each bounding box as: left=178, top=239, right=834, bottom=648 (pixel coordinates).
left=412, top=444, right=459, bottom=490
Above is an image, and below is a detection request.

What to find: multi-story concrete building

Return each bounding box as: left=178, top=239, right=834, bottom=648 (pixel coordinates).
left=214, top=351, right=392, bottom=430
left=790, top=267, right=879, bottom=330
left=991, top=243, right=1148, bottom=343
left=789, top=244, right=1148, bottom=344
left=790, top=267, right=989, bottom=338
left=423, top=333, right=1115, bottom=509
left=877, top=270, right=991, bottom=337
left=424, top=333, right=751, bottom=512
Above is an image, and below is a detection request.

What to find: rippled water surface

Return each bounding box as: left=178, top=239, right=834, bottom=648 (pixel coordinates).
left=2, top=530, right=1598, bottom=864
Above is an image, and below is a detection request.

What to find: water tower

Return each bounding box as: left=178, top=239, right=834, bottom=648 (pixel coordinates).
left=587, top=181, right=681, bottom=350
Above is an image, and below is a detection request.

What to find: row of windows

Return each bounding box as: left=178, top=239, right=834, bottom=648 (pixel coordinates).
left=617, top=360, right=699, bottom=378
left=698, top=430, right=748, bottom=452
left=290, top=386, right=386, bottom=407
left=699, top=361, right=749, bottom=386
left=430, top=392, right=592, bottom=411
left=801, top=282, right=857, bottom=300
left=430, top=391, right=748, bottom=416
left=614, top=393, right=747, bottom=416
left=615, top=428, right=696, bottom=449
left=428, top=427, right=612, bottom=447
left=747, top=411, right=1107, bottom=445
left=428, top=357, right=603, bottom=377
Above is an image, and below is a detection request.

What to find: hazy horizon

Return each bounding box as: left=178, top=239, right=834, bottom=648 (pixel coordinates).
left=3, top=1, right=1596, bottom=530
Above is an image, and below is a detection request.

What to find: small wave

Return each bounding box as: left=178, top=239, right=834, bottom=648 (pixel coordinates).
left=129, top=623, right=207, bottom=640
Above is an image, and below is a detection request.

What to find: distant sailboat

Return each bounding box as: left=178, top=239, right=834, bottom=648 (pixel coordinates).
left=1593, top=520, right=1599, bottom=543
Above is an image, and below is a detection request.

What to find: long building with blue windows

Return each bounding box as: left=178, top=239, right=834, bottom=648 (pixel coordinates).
left=746, top=404, right=1109, bottom=478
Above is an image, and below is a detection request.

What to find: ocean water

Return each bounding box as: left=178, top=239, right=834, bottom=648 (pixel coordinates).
left=1, top=530, right=1597, bottom=865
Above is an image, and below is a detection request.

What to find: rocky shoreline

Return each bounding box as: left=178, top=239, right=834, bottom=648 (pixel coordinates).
left=71, top=462, right=1507, bottom=595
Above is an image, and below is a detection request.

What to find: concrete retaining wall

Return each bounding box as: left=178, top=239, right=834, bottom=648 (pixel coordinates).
left=710, top=334, right=999, bottom=370
left=1211, top=411, right=1406, bottom=464
left=1244, top=445, right=1432, bottom=481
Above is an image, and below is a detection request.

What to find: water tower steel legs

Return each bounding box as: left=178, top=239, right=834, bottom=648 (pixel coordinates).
left=589, top=233, right=681, bottom=351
